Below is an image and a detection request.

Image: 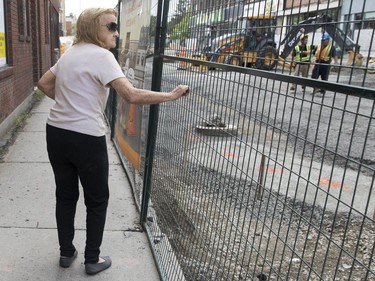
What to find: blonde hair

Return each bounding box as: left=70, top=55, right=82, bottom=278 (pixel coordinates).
left=74, top=8, right=117, bottom=48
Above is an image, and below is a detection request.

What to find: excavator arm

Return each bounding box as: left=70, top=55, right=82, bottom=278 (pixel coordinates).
left=279, top=14, right=360, bottom=60
left=279, top=14, right=331, bottom=59
left=324, top=24, right=361, bottom=53
left=278, top=14, right=362, bottom=68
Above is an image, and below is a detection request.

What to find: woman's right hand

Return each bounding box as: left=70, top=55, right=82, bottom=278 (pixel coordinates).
left=170, top=85, right=189, bottom=100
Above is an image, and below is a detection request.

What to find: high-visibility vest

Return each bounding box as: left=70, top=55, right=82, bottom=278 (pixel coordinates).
left=315, top=44, right=332, bottom=62
left=294, top=45, right=311, bottom=62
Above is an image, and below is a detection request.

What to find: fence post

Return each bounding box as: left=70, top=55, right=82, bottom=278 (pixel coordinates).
left=107, top=1, right=121, bottom=139
left=140, top=0, right=170, bottom=224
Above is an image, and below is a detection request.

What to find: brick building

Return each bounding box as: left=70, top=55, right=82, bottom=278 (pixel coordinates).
left=0, top=0, right=60, bottom=138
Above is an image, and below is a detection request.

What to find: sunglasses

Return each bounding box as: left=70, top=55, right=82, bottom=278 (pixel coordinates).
left=101, top=22, right=118, bottom=32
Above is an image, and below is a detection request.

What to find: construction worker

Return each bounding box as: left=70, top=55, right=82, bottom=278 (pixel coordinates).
left=311, top=33, right=338, bottom=95
left=290, top=34, right=314, bottom=92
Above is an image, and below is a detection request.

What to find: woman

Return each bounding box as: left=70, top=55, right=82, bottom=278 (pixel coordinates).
left=37, top=7, right=188, bottom=275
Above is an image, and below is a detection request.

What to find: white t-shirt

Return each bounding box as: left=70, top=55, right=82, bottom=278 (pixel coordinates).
left=48, top=43, right=125, bottom=136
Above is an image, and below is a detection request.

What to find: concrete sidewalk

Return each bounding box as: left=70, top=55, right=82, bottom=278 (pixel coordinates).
left=0, top=97, right=160, bottom=280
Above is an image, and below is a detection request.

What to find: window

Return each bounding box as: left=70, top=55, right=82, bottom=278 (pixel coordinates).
left=25, top=0, right=30, bottom=40
left=354, top=13, right=363, bottom=30
left=0, top=0, right=6, bottom=66
left=353, top=12, right=375, bottom=30
left=364, top=12, right=375, bottom=29
left=44, top=0, right=50, bottom=44
left=17, top=0, right=30, bottom=41
left=343, top=14, right=352, bottom=38
left=17, top=0, right=25, bottom=40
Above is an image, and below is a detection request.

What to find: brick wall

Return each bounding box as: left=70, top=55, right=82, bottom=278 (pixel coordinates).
left=0, top=0, right=60, bottom=133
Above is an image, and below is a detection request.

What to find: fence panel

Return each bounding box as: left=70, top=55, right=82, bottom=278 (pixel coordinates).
left=137, top=0, right=375, bottom=280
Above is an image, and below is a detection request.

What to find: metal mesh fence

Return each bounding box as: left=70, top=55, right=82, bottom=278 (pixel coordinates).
left=135, top=0, right=375, bottom=280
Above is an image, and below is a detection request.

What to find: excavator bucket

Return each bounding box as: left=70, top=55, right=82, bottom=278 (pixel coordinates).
left=277, top=58, right=294, bottom=70
left=347, top=50, right=363, bottom=67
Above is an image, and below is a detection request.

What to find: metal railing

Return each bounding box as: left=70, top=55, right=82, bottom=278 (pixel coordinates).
left=109, top=0, right=375, bottom=280
left=147, top=64, right=375, bottom=281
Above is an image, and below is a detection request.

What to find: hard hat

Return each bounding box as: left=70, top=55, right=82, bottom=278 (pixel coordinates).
left=300, top=34, right=308, bottom=41
left=322, top=33, right=330, bottom=40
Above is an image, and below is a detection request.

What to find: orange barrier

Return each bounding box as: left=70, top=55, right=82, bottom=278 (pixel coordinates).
left=125, top=104, right=137, bottom=137
left=178, top=47, right=189, bottom=70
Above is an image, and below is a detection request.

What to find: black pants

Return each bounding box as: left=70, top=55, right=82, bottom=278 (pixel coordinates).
left=311, top=62, right=330, bottom=93
left=46, top=124, right=109, bottom=264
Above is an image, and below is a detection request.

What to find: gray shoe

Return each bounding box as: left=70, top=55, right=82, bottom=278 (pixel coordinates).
left=85, top=256, right=112, bottom=275
left=59, top=250, right=78, bottom=268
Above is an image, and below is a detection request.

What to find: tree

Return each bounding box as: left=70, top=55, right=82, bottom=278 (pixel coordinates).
left=149, top=15, right=157, bottom=38
left=168, top=0, right=191, bottom=40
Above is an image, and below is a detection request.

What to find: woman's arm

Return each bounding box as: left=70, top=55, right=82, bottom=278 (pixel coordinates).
left=109, top=77, right=189, bottom=105
left=37, top=70, right=56, bottom=100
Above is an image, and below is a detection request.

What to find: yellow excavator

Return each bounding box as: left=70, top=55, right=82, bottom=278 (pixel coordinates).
left=200, top=14, right=279, bottom=70
left=197, top=14, right=362, bottom=70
